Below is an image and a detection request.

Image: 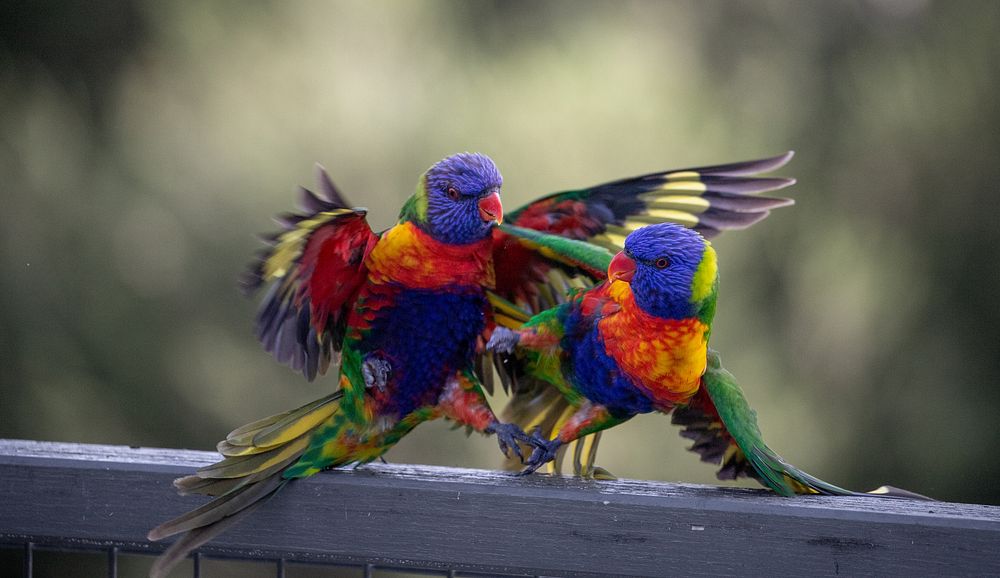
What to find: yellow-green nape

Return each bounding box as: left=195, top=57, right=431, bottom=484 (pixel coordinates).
left=414, top=177, right=429, bottom=221
left=690, top=240, right=718, bottom=303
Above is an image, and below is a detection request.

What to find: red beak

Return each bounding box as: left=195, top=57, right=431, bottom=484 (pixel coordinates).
left=608, top=251, right=636, bottom=282
left=478, top=191, right=503, bottom=224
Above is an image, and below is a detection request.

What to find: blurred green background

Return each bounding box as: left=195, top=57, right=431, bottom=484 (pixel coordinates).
left=2, top=0, right=999, bottom=510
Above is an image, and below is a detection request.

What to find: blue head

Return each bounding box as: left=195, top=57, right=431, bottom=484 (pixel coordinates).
left=608, top=223, right=718, bottom=320
left=402, top=153, right=503, bottom=245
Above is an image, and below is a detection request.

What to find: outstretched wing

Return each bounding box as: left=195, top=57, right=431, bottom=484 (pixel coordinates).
left=241, top=167, right=378, bottom=381
left=494, top=152, right=795, bottom=312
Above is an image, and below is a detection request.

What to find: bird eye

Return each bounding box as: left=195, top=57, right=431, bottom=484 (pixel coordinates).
left=655, top=257, right=670, bottom=269
left=446, top=186, right=461, bottom=200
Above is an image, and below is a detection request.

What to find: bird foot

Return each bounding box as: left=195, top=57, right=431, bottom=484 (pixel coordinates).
left=518, top=427, right=563, bottom=476
left=362, top=356, right=391, bottom=390
left=486, top=327, right=520, bottom=354
left=484, top=421, right=530, bottom=462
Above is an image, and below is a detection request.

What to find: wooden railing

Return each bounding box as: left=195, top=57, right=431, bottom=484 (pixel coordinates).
left=1, top=439, right=999, bottom=577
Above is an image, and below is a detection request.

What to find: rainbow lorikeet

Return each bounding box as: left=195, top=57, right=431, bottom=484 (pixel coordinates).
left=488, top=223, right=929, bottom=497
left=148, top=152, right=798, bottom=576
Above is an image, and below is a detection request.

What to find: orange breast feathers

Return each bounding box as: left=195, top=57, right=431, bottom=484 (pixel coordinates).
left=598, top=282, right=708, bottom=406
left=366, top=221, right=495, bottom=289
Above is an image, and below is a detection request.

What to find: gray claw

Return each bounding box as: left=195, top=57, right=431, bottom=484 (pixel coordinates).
left=485, top=422, right=528, bottom=463
left=486, top=327, right=520, bottom=354
left=362, top=356, right=391, bottom=390
left=519, top=426, right=563, bottom=476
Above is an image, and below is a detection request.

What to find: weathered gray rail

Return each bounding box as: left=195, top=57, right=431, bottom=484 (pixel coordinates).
left=1, top=439, right=998, bottom=577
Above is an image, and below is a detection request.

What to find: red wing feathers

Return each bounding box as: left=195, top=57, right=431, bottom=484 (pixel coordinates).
left=242, top=168, right=376, bottom=381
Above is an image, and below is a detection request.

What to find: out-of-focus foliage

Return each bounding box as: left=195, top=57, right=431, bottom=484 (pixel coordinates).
left=2, top=0, right=998, bottom=506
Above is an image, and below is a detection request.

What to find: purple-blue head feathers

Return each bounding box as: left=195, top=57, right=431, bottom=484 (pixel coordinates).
left=405, top=153, right=503, bottom=245
left=621, top=223, right=717, bottom=320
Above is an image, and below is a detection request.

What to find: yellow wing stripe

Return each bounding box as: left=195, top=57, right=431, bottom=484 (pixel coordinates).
left=488, top=292, right=531, bottom=324
left=261, top=209, right=355, bottom=281
left=632, top=209, right=701, bottom=227
left=550, top=404, right=578, bottom=442
left=665, top=170, right=701, bottom=181
left=644, top=195, right=712, bottom=213
left=656, top=181, right=709, bottom=193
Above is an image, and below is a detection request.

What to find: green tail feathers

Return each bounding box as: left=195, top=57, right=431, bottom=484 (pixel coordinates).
left=147, top=391, right=348, bottom=578
left=700, top=349, right=853, bottom=496
left=700, top=350, right=931, bottom=499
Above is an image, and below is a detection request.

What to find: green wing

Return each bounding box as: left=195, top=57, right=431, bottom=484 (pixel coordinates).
left=497, top=223, right=615, bottom=278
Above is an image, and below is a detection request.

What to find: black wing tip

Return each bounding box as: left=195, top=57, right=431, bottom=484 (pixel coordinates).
left=698, top=150, right=795, bottom=177
left=698, top=209, right=772, bottom=231
left=238, top=268, right=264, bottom=296
left=756, top=150, right=795, bottom=172
left=314, top=163, right=351, bottom=207
left=772, top=150, right=795, bottom=167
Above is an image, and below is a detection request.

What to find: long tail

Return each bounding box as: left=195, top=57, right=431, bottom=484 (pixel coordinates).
left=147, top=391, right=345, bottom=578
left=682, top=350, right=931, bottom=499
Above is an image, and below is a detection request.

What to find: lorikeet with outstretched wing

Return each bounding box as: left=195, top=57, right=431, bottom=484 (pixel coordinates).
left=488, top=152, right=796, bottom=475
left=488, top=223, right=930, bottom=498
left=148, top=152, right=800, bottom=576
left=148, top=153, right=531, bottom=577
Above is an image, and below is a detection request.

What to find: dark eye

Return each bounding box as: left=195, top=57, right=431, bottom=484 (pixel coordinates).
left=446, top=186, right=461, bottom=200
left=655, top=257, right=670, bottom=269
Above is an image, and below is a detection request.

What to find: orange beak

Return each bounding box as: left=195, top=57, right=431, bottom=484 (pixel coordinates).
left=478, top=191, right=503, bottom=224
left=608, top=251, right=636, bottom=282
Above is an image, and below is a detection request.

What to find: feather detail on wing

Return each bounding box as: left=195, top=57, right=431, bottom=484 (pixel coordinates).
left=241, top=167, right=377, bottom=381
left=493, top=152, right=794, bottom=313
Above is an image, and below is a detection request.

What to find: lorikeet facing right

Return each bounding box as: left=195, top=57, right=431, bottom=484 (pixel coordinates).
left=488, top=223, right=930, bottom=498
left=147, top=152, right=799, bottom=577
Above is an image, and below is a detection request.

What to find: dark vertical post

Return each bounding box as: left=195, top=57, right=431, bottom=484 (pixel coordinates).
left=22, top=542, right=33, bottom=578
left=108, top=546, right=118, bottom=578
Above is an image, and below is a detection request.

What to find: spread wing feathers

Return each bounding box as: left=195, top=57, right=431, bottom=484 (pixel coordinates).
left=494, top=152, right=793, bottom=312
left=505, top=151, right=795, bottom=244
left=241, top=168, right=377, bottom=381
left=147, top=391, right=344, bottom=577
left=693, top=349, right=856, bottom=496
